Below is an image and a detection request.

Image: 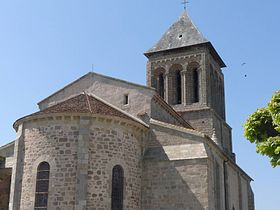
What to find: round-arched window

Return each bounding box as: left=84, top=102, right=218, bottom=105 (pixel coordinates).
left=34, top=162, right=50, bottom=210
left=111, top=165, right=124, bottom=210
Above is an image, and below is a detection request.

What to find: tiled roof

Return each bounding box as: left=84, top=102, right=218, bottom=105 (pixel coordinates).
left=14, top=93, right=149, bottom=128
left=31, top=93, right=130, bottom=119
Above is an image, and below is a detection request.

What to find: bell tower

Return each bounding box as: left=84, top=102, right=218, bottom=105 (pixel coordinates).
left=145, top=12, right=234, bottom=157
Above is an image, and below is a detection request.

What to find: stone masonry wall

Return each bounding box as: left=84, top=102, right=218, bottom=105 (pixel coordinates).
left=87, top=121, right=142, bottom=210
left=180, top=109, right=213, bottom=137
left=147, top=47, right=207, bottom=107
left=240, top=176, right=249, bottom=210
left=223, top=162, right=253, bottom=210
left=206, top=52, right=226, bottom=120
left=142, top=121, right=210, bottom=210
left=209, top=152, right=226, bottom=210
left=151, top=100, right=183, bottom=127
left=248, top=185, right=255, bottom=210
left=14, top=115, right=144, bottom=210
left=180, top=108, right=233, bottom=155
left=0, top=169, right=11, bottom=210
left=19, top=118, right=79, bottom=210
left=227, top=164, right=240, bottom=210
left=38, top=73, right=155, bottom=119
left=142, top=159, right=208, bottom=210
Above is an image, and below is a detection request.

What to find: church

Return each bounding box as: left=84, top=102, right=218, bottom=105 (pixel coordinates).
left=0, top=11, right=254, bottom=210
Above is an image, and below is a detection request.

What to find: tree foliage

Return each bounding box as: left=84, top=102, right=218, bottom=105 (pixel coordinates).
left=244, top=91, right=280, bottom=167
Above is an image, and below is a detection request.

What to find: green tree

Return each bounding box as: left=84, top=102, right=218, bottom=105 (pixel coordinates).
left=244, top=91, right=280, bottom=167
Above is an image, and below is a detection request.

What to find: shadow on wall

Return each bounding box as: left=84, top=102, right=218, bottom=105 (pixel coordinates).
left=142, top=140, right=207, bottom=210
left=0, top=167, right=12, bottom=210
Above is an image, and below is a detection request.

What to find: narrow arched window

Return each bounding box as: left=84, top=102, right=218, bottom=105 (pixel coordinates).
left=176, top=71, right=182, bottom=104
left=111, top=165, right=124, bottom=210
left=34, top=162, right=50, bottom=210
left=158, top=73, right=164, bottom=98
left=193, top=68, right=199, bottom=103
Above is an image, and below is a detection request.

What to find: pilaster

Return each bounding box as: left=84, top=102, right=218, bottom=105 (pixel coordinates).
left=74, top=117, right=90, bottom=210
left=9, top=124, right=24, bottom=210
left=200, top=53, right=207, bottom=105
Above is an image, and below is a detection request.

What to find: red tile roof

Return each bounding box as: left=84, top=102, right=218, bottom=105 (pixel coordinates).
left=30, top=93, right=130, bottom=119
left=14, top=93, right=148, bottom=129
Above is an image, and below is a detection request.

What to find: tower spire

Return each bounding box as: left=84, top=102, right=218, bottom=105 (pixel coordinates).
left=145, top=11, right=209, bottom=55
left=182, top=0, right=189, bottom=11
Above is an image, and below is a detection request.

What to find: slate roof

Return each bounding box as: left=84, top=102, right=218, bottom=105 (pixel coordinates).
left=145, top=11, right=226, bottom=68
left=146, top=11, right=208, bottom=54
left=14, top=93, right=148, bottom=128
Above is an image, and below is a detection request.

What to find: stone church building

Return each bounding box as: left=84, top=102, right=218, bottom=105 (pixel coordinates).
left=0, top=12, right=254, bottom=210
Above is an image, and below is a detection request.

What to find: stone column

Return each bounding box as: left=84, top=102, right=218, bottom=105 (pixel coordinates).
left=74, top=117, right=90, bottom=210
left=156, top=76, right=160, bottom=94
left=164, top=72, right=170, bottom=103
left=180, top=69, right=187, bottom=105
left=185, top=67, right=193, bottom=105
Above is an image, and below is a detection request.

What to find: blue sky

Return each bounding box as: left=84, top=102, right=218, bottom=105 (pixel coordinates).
left=0, top=1, right=279, bottom=209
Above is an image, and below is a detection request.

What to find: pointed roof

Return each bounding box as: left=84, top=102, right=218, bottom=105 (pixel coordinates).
left=146, top=11, right=208, bottom=54
left=145, top=11, right=226, bottom=67
left=14, top=93, right=148, bottom=129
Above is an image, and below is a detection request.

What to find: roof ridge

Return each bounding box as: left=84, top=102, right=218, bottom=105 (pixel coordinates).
left=14, top=93, right=149, bottom=130
left=86, top=93, right=149, bottom=128
left=84, top=92, right=93, bottom=113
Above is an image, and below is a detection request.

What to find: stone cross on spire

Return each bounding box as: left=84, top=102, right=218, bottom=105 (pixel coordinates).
left=182, top=0, right=189, bottom=11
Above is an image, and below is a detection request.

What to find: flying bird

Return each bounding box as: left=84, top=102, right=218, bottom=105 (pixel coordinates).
left=241, top=62, right=247, bottom=77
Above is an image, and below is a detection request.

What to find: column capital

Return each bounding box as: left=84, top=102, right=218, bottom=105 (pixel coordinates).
left=164, top=70, right=170, bottom=77
left=180, top=70, right=188, bottom=76
left=182, top=64, right=188, bottom=71
left=164, top=63, right=173, bottom=71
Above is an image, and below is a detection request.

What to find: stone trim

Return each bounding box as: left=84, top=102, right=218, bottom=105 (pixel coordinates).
left=29, top=155, right=56, bottom=210
left=145, top=42, right=226, bottom=68
left=74, top=117, right=90, bottom=210
left=0, top=141, right=15, bottom=153
left=150, top=52, right=204, bottom=66
left=150, top=118, right=203, bottom=137
left=15, top=93, right=149, bottom=130
left=13, top=113, right=148, bottom=133
left=106, top=158, right=129, bottom=209
left=9, top=124, right=23, bottom=210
